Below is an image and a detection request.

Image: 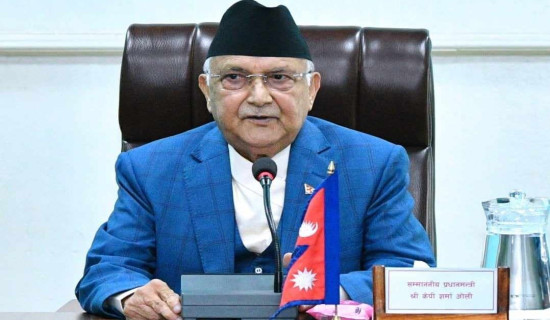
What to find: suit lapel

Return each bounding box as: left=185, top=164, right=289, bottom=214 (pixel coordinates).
left=279, top=120, right=336, bottom=255
left=183, top=127, right=235, bottom=273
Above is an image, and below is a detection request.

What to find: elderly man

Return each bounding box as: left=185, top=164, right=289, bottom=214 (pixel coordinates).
left=75, top=1, right=435, bottom=319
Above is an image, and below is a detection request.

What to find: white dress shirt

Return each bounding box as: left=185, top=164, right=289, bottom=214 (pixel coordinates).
left=228, top=144, right=289, bottom=253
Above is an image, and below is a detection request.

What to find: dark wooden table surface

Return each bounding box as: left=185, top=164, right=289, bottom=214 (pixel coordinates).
left=0, top=313, right=108, bottom=320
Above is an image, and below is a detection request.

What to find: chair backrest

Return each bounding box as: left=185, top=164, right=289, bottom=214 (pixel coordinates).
left=119, top=23, right=436, bottom=252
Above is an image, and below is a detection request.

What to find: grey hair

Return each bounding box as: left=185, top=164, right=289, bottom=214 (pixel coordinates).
left=202, top=57, right=315, bottom=86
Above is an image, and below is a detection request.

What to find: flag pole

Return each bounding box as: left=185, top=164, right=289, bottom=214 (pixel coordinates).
left=327, top=161, right=341, bottom=319
left=333, top=305, right=341, bottom=319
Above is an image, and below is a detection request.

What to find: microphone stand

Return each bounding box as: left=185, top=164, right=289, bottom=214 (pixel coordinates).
left=259, top=175, right=283, bottom=293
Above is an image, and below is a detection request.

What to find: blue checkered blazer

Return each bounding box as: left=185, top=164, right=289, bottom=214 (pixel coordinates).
left=76, top=116, right=435, bottom=318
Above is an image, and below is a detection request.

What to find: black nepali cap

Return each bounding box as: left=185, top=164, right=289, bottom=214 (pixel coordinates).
left=207, top=0, right=312, bottom=60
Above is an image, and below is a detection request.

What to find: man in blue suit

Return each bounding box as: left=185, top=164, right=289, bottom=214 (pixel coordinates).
left=76, top=1, right=435, bottom=319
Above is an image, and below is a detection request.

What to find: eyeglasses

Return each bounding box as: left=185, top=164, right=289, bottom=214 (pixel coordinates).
left=207, top=71, right=312, bottom=91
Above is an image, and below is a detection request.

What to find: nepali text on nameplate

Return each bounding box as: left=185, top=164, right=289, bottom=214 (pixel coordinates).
left=385, top=268, right=498, bottom=314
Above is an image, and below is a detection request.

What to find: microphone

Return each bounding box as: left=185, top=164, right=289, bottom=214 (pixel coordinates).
left=252, top=157, right=282, bottom=293
left=252, top=156, right=277, bottom=187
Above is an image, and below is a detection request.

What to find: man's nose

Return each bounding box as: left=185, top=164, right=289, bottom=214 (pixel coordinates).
left=246, top=77, right=273, bottom=106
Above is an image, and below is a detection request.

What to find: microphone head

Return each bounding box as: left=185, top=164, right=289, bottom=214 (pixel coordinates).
left=252, top=157, right=278, bottom=181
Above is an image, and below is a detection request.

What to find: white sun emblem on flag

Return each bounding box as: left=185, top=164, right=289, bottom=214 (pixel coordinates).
left=291, top=268, right=317, bottom=291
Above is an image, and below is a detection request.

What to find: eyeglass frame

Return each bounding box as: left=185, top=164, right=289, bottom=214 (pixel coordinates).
left=206, top=71, right=313, bottom=91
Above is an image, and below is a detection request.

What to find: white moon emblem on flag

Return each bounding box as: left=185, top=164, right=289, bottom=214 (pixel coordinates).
left=299, top=221, right=318, bottom=237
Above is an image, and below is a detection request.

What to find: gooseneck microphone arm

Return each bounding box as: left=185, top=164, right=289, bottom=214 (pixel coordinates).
left=252, top=157, right=282, bottom=293
left=260, top=175, right=283, bottom=293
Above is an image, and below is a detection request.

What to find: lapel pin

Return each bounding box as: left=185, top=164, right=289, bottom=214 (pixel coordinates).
left=327, top=160, right=336, bottom=175
left=304, top=183, right=315, bottom=195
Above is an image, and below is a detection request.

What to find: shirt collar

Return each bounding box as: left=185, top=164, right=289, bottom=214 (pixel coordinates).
left=228, top=145, right=290, bottom=186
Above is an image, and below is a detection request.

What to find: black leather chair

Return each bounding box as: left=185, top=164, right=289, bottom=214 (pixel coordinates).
left=118, top=23, right=436, bottom=253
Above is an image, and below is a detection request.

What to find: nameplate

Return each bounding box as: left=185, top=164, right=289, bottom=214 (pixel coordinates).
left=385, top=268, right=498, bottom=314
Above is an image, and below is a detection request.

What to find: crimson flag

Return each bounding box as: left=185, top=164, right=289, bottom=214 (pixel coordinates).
left=271, top=171, right=340, bottom=318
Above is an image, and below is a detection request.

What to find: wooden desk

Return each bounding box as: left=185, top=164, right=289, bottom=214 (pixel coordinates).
left=0, top=310, right=548, bottom=320
left=57, top=299, right=85, bottom=312
left=0, top=309, right=546, bottom=320
left=17, top=299, right=317, bottom=320
left=0, top=312, right=320, bottom=320
left=3, top=299, right=542, bottom=320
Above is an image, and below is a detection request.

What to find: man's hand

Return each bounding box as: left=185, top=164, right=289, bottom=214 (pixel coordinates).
left=123, top=279, right=182, bottom=320
left=283, top=252, right=292, bottom=268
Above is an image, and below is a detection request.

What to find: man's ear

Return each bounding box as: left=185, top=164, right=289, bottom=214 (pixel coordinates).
left=198, top=74, right=212, bottom=113
left=308, top=72, right=321, bottom=111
